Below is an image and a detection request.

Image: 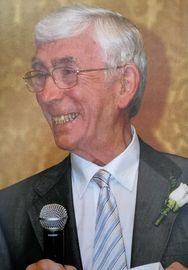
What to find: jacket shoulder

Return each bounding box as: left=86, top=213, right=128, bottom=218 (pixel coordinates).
left=0, top=156, right=71, bottom=204
left=139, top=139, right=188, bottom=184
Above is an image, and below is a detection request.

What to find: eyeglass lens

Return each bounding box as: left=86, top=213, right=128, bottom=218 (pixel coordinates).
left=24, top=67, right=78, bottom=92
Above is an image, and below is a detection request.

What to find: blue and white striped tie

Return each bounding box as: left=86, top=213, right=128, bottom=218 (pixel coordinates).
left=92, top=169, right=127, bottom=270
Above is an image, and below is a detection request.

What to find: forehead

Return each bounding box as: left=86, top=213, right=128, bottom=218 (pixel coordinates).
left=35, top=31, right=104, bottom=67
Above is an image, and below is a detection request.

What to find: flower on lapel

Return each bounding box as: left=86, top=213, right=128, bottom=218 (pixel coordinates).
left=168, top=183, right=188, bottom=210
left=155, top=183, right=188, bottom=226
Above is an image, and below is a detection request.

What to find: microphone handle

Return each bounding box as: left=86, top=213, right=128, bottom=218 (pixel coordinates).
left=43, top=229, right=64, bottom=264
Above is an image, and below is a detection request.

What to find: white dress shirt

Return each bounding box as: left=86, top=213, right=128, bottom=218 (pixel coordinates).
left=71, top=127, right=140, bottom=269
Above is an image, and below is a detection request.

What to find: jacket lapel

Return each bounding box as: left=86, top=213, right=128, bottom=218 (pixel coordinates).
left=27, top=156, right=83, bottom=269
left=131, top=140, right=182, bottom=267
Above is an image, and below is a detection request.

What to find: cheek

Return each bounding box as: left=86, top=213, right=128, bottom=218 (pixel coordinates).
left=85, top=96, right=110, bottom=126
left=82, top=80, right=116, bottom=117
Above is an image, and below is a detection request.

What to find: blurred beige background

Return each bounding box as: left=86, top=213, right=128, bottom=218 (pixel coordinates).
left=0, top=0, right=188, bottom=189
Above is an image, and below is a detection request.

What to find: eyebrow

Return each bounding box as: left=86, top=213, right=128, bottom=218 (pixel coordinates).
left=31, top=57, right=44, bottom=69
left=31, top=56, right=77, bottom=69
left=52, top=56, right=77, bottom=66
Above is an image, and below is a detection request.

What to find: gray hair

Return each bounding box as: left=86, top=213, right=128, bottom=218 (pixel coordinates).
left=35, top=4, right=147, bottom=117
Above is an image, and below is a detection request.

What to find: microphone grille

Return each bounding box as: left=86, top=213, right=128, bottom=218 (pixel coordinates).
left=39, top=203, right=68, bottom=232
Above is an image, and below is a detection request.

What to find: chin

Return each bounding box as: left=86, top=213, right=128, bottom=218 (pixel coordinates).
left=54, top=137, right=77, bottom=152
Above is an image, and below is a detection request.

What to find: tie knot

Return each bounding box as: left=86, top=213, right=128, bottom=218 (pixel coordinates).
left=93, top=169, right=111, bottom=189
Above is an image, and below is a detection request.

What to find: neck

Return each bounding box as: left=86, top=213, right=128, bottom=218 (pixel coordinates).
left=74, top=122, right=133, bottom=166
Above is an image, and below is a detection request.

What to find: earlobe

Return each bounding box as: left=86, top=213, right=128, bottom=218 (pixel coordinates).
left=117, top=64, right=140, bottom=109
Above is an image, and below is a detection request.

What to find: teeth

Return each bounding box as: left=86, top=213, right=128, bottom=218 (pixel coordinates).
left=52, top=112, right=79, bottom=124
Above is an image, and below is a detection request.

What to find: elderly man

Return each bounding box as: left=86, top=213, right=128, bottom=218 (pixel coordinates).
left=0, top=4, right=188, bottom=270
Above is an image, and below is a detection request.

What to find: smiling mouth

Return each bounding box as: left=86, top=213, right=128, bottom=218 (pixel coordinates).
left=52, top=112, right=79, bottom=124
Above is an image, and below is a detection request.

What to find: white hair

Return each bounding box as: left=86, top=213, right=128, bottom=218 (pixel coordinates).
left=35, top=4, right=147, bottom=117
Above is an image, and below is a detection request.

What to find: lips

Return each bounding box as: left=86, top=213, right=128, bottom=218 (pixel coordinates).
left=52, top=112, right=79, bottom=124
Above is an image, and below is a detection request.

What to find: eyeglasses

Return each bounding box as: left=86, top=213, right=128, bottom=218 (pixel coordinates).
left=23, top=65, right=125, bottom=93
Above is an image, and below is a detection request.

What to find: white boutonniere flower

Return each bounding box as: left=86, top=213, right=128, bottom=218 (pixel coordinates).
left=155, top=183, right=188, bottom=226
left=168, top=183, right=188, bottom=210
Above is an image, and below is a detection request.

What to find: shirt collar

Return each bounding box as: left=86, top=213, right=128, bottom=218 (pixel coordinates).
left=71, top=126, right=140, bottom=198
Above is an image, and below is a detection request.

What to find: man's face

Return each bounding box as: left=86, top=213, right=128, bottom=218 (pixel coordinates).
left=34, top=31, right=122, bottom=160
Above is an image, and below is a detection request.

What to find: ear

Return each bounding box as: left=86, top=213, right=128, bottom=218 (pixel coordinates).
left=117, top=64, right=140, bottom=109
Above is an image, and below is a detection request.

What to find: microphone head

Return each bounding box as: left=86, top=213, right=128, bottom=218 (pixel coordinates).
left=39, top=203, right=68, bottom=232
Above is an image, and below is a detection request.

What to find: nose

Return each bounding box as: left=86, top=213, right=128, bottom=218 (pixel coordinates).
left=36, top=76, right=64, bottom=104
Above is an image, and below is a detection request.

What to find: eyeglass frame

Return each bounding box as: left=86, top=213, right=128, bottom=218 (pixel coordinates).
left=23, top=65, right=126, bottom=93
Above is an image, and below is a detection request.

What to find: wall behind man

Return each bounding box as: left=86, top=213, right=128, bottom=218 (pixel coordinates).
left=0, top=0, right=188, bottom=188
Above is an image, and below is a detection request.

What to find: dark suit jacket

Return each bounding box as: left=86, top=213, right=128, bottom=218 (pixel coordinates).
left=0, top=140, right=188, bottom=270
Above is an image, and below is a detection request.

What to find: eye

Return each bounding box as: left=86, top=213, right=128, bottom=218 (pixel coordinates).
left=60, top=68, right=76, bottom=77
left=54, top=67, right=76, bottom=82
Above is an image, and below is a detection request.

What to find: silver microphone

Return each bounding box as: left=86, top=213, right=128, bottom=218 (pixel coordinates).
left=39, top=203, right=68, bottom=264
